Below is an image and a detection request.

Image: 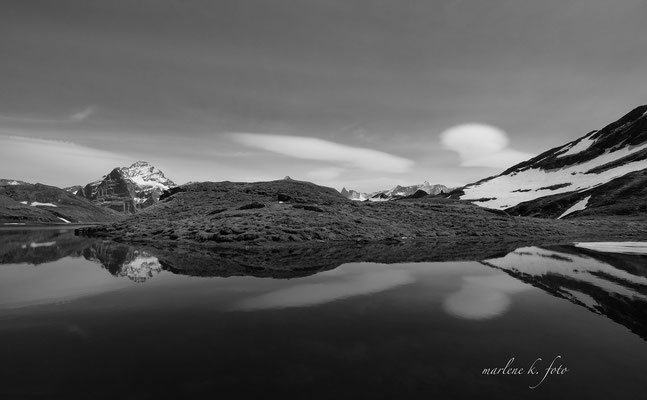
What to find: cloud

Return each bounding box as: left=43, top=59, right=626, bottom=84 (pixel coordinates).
left=0, top=134, right=131, bottom=186
left=0, top=106, right=96, bottom=124
left=305, top=167, right=344, bottom=181
left=440, top=124, right=534, bottom=169
left=69, top=106, right=95, bottom=121
left=232, top=133, right=413, bottom=173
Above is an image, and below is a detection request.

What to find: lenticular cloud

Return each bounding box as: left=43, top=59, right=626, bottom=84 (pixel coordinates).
left=233, top=133, right=413, bottom=173
left=440, top=124, right=534, bottom=169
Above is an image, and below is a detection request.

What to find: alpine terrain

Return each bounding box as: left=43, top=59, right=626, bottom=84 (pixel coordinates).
left=453, top=105, right=647, bottom=219
left=0, top=180, right=122, bottom=224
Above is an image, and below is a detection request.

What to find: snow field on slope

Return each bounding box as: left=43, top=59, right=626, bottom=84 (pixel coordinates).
left=461, top=141, right=647, bottom=209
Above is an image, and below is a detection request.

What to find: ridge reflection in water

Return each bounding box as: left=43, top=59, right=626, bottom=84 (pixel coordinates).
left=482, top=244, right=647, bottom=340
left=1, top=228, right=647, bottom=398
left=1, top=229, right=646, bottom=338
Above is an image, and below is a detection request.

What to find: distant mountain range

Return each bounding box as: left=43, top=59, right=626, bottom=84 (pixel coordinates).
left=341, top=181, right=450, bottom=201
left=450, top=105, right=647, bottom=218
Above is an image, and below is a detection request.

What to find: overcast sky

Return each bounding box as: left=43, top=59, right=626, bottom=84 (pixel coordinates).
left=1, top=0, right=646, bottom=191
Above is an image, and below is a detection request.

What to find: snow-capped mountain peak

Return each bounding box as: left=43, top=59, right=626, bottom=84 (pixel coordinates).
left=119, top=161, right=175, bottom=190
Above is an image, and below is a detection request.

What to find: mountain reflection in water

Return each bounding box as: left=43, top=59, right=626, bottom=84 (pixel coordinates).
left=483, top=245, right=647, bottom=340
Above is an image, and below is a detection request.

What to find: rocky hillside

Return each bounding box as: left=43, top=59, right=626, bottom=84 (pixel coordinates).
left=0, top=181, right=123, bottom=224
left=74, top=161, right=175, bottom=214
left=77, top=178, right=647, bottom=246
left=452, top=105, right=647, bottom=218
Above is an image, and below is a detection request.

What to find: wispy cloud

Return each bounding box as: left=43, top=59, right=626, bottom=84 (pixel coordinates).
left=305, top=167, right=345, bottom=181
left=0, top=134, right=130, bottom=186
left=232, top=133, right=413, bottom=173
left=0, top=106, right=96, bottom=124
left=440, top=124, right=534, bottom=169
left=0, top=114, right=65, bottom=124
left=69, top=106, right=95, bottom=122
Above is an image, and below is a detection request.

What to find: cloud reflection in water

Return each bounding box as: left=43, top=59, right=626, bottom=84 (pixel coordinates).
left=233, top=266, right=415, bottom=311
left=443, top=274, right=532, bottom=320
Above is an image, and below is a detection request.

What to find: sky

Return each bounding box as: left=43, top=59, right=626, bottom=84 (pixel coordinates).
left=1, top=0, right=646, bottom=192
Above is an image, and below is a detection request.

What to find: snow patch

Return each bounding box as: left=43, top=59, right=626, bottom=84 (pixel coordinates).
left=557, top=195, right=591, bottom=219
left=30, top=202, right=57, bottom=207
left=30, top=241, right=56, bottom=248
left=57, top=217, right=71, bottom=223
left=561, top=288, right=599, bottom=309
left=556, top=136, right=596, bottom=158
left=129, top=175, right=170, bottom=190
left=574, top=242, right=647, bottom=255
left=19, top=201, right=28, bottom=205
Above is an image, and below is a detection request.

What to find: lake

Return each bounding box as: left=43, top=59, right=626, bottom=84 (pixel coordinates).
left=1, top=228, right=646, bottom=399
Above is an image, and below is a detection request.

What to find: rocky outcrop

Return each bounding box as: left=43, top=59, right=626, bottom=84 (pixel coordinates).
left=80, top=168, right=137, bottom=213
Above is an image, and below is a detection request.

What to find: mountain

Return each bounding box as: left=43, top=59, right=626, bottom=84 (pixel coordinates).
left=453, top=105, right=647, bottom=218
left=341, top=181, right=450, bottom=201
left=75, top=161, right=176, bottom=214
left=0, top=181, right=123, bottom=224
left=340, top=187, right=369, bottom=201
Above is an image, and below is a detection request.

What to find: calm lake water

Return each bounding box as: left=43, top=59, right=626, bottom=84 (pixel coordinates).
left=1, top=228, right=646, bottom=399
